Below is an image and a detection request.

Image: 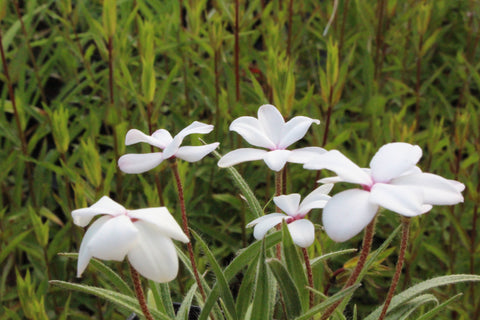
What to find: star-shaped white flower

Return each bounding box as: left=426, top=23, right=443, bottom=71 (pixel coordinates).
left=72, top=196, right=189, bottom=283
left=218, top=104, right=325, bottom=172
left=247, top=184, right=333, bottom=247
left=118, top=121, right=220, bottom=174
left=304, top=142, right=465, bottom=242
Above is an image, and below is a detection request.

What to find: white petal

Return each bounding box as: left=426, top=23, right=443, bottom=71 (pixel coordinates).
left=87, top=215, right=139, bottom=261
left=317, top=176, right=343, bottom=184
left=118, top=153, right=164, bottom=174
left=370, top=183, right=431, bottom=216
left=217, top=148, right=267, bottom=167
left=322, top=189, right=378, bottom=242
left=163, top=121, right=214, bottom=159
left=77, top=215, right=110, bottom=277
left=175, top=143, right=219, bottom=162
left=263, top=149, right=291, bottom=171
left=288, top=219, right=315, bottom=248
left=125, top=129, right=165, bottom=149
left=288, top=147, right=327, bottom=164
left=252, top=214, right=287, bottom=240
left=304, top=150, right=372, bottom=185
left=247, top=213, right=286, bottom=228
left=230, top=116, right=276, bottom=149
left=128, top=208, right=189, bottom=243
left=151, top=129, right=174, bottom=149
left=273, top=194, right=301, bottom=216
left=258, top=104, right=285, bottom=147
left=298, top=184, right=333, bottom=215
left=72, top=196, right=126, bottom=227
left=391, top=173, right=464, bottom=205
left=369, top=143, right=422, bottom=183
left=278, top=116, right=320, bottom=149
left=128, top=221, right=180, bottom=282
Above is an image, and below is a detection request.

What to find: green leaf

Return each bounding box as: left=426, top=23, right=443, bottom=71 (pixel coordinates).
left=148, top=281, right=176, bottom=318
left=310, top=249, right=357, bottom=268
left=364, top=275, right=480, bottom=320
left=282, top=223, right=308, bottom=311
left=415, top=293, right=463, bottom=320
left=294, top=284, right=361, bottom=320
left=58, top=253, right=134, bottom=296
left=267, top=258, right=302, bottom=319
left=192, top=230, right=237, bottom=320
left=235, top=249, right=261, bottom=317
left=0, top=230, right=31, bottom=264
left=50, top=280, right=171, bottom=319
left=251, top=240, right=272, bottom=320
left=175, top=284, right=198, bottom=320
left=213, top=149, right=263, bottom=219
left=384, top=294, right=438, bottom=320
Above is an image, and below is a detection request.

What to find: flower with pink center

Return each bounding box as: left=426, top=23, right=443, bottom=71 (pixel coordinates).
left=247, top=184, right=333, bottom=247
left=118, top=121, right=219, bottom=174
left=304, top=143, right=465, bottom=242
left=218, top=104, right=325, bottom=172
left=72, top=196, right=189, bottom=282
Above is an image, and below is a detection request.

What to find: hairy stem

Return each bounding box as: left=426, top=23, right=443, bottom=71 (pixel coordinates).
left=302, top=247, right=314, bottom=309
left=234, top=0, right=240, bottom=101
left=378, top=217, right=411, bottom=320
left=321, top=217, right=376, bottom=320
left=130, top=264, right=155, bottom=320
left=170, top=160, right=206, bottom=300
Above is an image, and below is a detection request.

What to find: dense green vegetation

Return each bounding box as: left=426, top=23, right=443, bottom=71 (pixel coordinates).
left=0, top=0, right=479, bottom=319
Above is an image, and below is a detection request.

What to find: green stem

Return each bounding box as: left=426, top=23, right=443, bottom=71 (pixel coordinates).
left=130, top=264, right=155, bottom=320
left=170, top=159, right=206, bottom=300
left=378, top=217, right=411, bottom=320
left=321, top=217, right=376, bottom=320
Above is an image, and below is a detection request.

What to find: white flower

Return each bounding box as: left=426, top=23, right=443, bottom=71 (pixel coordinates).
left=247, top=184, right=333, bottom=247
left=304, top=143, right=465, bottom=242
left=218, top=104, right=325, bottom=172
left=72, top=196, right=189, bottom=283
left=118, top=121, right=220, bottom=174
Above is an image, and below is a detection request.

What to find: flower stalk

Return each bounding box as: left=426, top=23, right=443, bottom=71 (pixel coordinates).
left=302, top=247, right=314, bottom=309
left=170, top=159, right=207, bottom=300
left=378, top=217, right=411, bottom=320
left=130, top=263, right=155, bottom=320
left=320, top=217, right=376, bottom=320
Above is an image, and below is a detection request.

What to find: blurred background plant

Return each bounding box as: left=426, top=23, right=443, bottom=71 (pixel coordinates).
left=0, top=0, right=479, bottom=319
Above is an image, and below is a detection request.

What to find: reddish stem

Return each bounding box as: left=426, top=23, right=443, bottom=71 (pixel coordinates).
left=302, top=247, right=314, bottom=309
left=130, top=264, right=155, bottom=320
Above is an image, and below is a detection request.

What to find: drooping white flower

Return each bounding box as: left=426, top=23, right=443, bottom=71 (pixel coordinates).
left=304, top=143, right=465, bottom=242
left=218, top=104, right=325, bottom=171
left=247, top=184, right=333, bottom=247
left=72, top=196, right=189, bottom=283
left=118, top=121, right=220, bottom=174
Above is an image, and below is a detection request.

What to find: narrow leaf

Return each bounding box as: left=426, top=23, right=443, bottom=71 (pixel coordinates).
left=267, top=258, right=302, bottom=318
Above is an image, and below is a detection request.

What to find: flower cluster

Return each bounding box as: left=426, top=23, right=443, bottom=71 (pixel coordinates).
left=71, top=103, right=465, bottom=286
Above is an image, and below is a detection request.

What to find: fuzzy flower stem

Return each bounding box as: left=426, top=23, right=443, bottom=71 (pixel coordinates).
left=302, top=247, right=314, bottom=309
left=130, top=263, right=155, bottom=320
left=321, top=216, right=376, bottom=320
left=170, top=159, right=206, bottom=300
left=275, top=171, right=283, bottom=259
left=378, top=217, right=411, bottom=320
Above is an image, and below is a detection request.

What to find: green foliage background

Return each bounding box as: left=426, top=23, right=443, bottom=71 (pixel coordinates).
left=0, top=0, right=478, bottom=319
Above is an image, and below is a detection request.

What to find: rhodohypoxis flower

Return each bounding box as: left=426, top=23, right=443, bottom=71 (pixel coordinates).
left=304, top=142, right=465, bottom=242
left=118, top=121, right=219, bottom=174
left=218, top=104, right=325, bottom=171
left=72, top=196, right=189, bottom=282
left=247, top=184, right=333, bottom=247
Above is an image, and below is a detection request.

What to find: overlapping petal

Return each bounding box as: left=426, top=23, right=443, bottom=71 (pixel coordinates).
left=370, top=184, right=431, bottom=217
left=369, top=143, right=422, bottom=183
left=288, top=147, right=326, bottom=164
left=128, top=221, right=180, bottom=283
left=391, top=173, right=465, bottom=205
left=323, top=189, right=378, bottom=242
left=163, top=121, right=214, bottom=158
left=72, top=196, right=126, bottom=227
left=229, top=116, right=276, bottom=149
left=118, top=153, right=164, bottom=174
left=298, top=184, right=333, bottom=215
left=218, top=148, right=267, bottom=168
left=258, top=104, right=285, bottom=146
left=263, top=150, right=292, bottom=171
left=251, top=214, right=287, bottom=240
left=128, top=208, right=189, bottom=243
left=288, top=219, right=315, bottom=248
left=176, top=143, right=220, bottom=162
left=273, top=194, right=302, bottom=217
left=77, top=215, right=110, bottom=277
left=279, top=116, right=320, bottom=149
left=305, top=150, right=372, bottom=185
left=125, top=129, right=165, bottom=148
